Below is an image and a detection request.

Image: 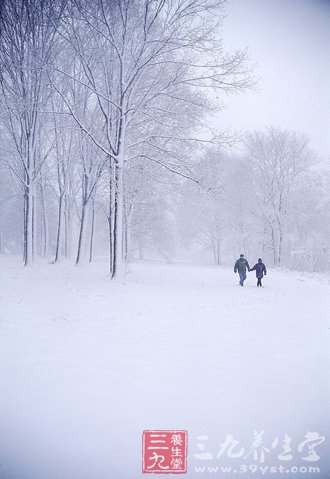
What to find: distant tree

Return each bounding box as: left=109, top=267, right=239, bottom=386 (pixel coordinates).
left=245, top=127, right=313, bottom=266
left=287, top=169, right=330, bottom=271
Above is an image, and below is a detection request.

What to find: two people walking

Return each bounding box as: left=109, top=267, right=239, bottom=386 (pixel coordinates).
left=234, top=254, right=267, bottom=287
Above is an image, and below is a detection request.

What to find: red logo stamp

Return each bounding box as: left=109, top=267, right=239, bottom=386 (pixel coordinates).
left=142, top=430, right=188, bottom=473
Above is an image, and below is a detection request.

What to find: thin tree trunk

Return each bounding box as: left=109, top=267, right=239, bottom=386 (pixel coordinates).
left=76, top=202, right=87, bottom=265
left=89, top=197, right=95, bottom=263
left=23, top=189, right=28, bottom=264
left=64, top=193, right=71, bottom=258
left=55, top=195, right=63, bottom=262
left=40, top=180, right=49, bottom=257
left=32, top=192, right=36, bottom=259
left=76, top=169, right=90, bottom=265
left=271, top=225, right=277, bottom=266
left=24, top=182, right=34, bottom=266
left=124, top=205, right=128, bottom=262
left=108, top=162, right=113, bottom=275
left=108, top=215, right=113, bottom=275
left=278, top=230, right=283, bottom=267
left=217, top=239, right=221, bottom=265
left=212, top=238, right=217, bottom=264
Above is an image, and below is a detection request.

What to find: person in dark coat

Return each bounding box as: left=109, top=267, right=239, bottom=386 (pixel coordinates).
left=234, top=254, right=250, bottom=286
left=250, top=258, right=267, bottom=287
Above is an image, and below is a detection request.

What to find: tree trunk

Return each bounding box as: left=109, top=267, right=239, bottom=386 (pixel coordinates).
left=112, top=159, right=124, bottom=280
left=270, top=224, right=277, bottom=266
left=55, top=195, right=63, bottom=263
left=124, top=204, right=128, bottom=262
left=89, top=197, right=95, bottom=263
left=108, top=162, right=114, bottom=275
left=40, top=180, right=49, bottom=257
left=64, top=193, right=72, bottom=258
left=278, top=230, right=283, bottom=267
left=76, top=201, right=87, bottom=265
left=23, top=189, right=28, bottom=264
left=108, top=215, right=113, bottom=275
left=23, top=182, right=35, bottom=266
left=212, top=238, right=217, bottom=265
left=216, top=239, right=221, bottom=265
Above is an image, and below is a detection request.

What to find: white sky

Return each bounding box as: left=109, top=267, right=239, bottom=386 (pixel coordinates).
left=215, top=0, right=330, bottom=161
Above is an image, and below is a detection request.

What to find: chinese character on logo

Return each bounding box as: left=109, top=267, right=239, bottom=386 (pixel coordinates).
left=244, top=430, right=270, bottom=463
left=142, top=430, right=188, bottom=473
left=298, top=432, right=326, bottom=462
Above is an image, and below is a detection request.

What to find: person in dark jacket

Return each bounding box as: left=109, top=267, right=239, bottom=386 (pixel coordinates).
left=250, top=258, right=267, bottom=287
left=234, top=254, right=250, bottom=286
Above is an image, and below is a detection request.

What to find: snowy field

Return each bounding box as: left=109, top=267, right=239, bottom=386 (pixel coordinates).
left=0, top=257, right=329, bottom=479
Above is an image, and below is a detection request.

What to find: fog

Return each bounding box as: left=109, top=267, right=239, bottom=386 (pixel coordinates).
left=0, top=0, right=329, bottom=272
left=0, top=2, right=329, bottom=478
left=219, top=0, right=330, bottom=161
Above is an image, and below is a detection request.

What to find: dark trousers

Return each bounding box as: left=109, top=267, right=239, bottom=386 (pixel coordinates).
left=257, top=278, right=262, bottom=287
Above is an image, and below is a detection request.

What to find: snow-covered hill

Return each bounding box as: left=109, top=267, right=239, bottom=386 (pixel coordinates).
left=0, top=258, right=329, bottom=479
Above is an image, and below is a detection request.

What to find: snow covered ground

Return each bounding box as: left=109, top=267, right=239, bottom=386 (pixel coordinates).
left=0, top=257, right=329, bottom=479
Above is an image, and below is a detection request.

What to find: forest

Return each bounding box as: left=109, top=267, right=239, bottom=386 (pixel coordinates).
left=0, top=0, right=329, bottom=277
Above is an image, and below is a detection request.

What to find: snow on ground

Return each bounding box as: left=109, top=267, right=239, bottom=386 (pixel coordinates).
left=0, top=257, right=329, bottom=479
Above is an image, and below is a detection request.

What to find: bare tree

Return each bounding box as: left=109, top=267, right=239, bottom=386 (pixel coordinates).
left=51, top=0, right=253, bottom=278
left=245, top=127, right=313, bottom=266
left=0, top=0, right=65, bottom=265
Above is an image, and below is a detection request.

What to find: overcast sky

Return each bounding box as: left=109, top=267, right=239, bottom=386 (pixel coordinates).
left=216, top=0, right=330, bottom=161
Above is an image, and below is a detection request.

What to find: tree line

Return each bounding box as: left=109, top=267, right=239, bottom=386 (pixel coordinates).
left=0, top=0, right=328, bottom=275
left=176, top=128, right=330, bottom=272
left=0, top=0, right=253, bottom=278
